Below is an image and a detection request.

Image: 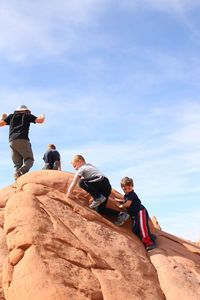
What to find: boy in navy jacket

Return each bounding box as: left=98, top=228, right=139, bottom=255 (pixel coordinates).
left=114, top=177, right=156, bottom=251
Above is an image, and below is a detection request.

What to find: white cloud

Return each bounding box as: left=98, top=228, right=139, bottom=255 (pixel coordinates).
left=0, top=88, right=119, bottom=124
left=119, top=0, right=200, bottom=40
left=1, top=0, right=200, bottom=63
left=59, top=133, right=200, bottom=197
left=0, top=0, right=107, bottom=62
left=160, top=210, right=200, bottom=241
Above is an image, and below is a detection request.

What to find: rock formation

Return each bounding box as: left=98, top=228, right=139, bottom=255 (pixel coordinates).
left=0, top=171, right=199, bottom=300
left=152, top=216, right=162, bottom=230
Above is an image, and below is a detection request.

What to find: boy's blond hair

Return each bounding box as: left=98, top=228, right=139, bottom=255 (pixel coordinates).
left=120, top=177, right=134, bottom=187
left=71, top=154, right=86, bottom=164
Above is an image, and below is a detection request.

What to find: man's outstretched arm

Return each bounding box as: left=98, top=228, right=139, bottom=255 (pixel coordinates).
left=35, top=113, right=45, bottom=124
left=0, top=113, right=7, bottom=127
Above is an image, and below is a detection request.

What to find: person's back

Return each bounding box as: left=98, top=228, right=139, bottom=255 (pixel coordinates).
left=43, top=144, right=61, bottom=170
left=6, top=111, right=37, bottom=141
left=76, top=163, right=104, bottom=180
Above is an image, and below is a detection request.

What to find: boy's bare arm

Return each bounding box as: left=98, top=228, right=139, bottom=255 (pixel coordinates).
left=67, top=174, right=81, bottom=198
left=109, top=196, right=125, bottom=208
left=109, top=194, right=124, bottom=202
left=114, top=197, right=124, bottom=202
left=119, top=200, right=132, bottom=209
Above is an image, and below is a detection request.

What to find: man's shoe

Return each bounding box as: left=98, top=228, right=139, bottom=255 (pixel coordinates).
left=146, top=242, right=157, bottom=251
left=115, top=212, right=130, bottom=226
left=89, top=195, right=106, bottom=209
left=14, top=170, right=23, bottom=181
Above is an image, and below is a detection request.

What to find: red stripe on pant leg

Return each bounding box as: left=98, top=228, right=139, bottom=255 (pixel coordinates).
left=137, top=211, right=143, bottom=239
left=139, top=209, right=148, bottom=238
left=139, top=209, right=153, bottom=247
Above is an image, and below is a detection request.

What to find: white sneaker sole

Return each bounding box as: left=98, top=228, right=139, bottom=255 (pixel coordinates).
left=89, top=197, right=106, bottom=209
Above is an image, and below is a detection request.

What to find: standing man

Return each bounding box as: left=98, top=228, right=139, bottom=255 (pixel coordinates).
left=43, top=144, right=61, bottom=170
left=0, top=105, right=45, bottom=180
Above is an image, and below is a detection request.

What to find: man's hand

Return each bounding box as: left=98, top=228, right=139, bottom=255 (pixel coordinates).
left=39, top=113, right=45, bottom=119
left=0, top=113, right=7, bottom=126
left=36, top=113, right=45, bottom=124
left=1, top=113, right=7, bottom=120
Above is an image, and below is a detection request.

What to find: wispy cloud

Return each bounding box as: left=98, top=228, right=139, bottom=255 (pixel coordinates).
left=58, top=116, right=200, bottom=198
left=119, top=0, right=200, bottom=41
left=0, top=88, right=120, bottom=124
left=1, top=0, right=200, bottom=64
left=0, top=0, right=107, bottom=62
left=120, top=0, right=200, bottom=13
left=160, top=210, right=200, bottom=241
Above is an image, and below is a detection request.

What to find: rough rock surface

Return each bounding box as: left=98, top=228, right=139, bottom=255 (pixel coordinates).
left=152, top=216, right=162, bottom=230
left=0, top=171, right=199, bottom=300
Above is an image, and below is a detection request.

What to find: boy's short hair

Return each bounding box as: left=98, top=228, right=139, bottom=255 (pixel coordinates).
left=71, top=154, right=86, bottom=164
left=120, top=177, right=134, bottom=187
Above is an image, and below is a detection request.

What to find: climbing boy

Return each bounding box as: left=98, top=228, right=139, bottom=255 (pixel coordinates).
left=66, top=155, right=119, bottom=218
left=113, top=177, right=156, bottom=251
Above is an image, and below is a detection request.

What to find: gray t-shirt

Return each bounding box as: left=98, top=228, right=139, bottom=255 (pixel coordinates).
left=76, top=163, right=104, bottom=180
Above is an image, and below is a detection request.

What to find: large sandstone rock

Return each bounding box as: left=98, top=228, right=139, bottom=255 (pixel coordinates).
left=0, top=171, right=199, bottom=300
left=151, top=216, right=162, bottom=230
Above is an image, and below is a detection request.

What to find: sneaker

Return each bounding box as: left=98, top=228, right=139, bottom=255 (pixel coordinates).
left=14, top=170, right=23, bottom=181
left=89, top=195, right=107, bottom=209
left=151, top=234, right=157, bottom=241
left=115, top=212, right=130, bottom=226
left=146, top=242, right=157, bottom=252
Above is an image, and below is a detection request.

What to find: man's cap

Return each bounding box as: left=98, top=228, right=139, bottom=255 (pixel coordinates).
left=15, top=105, right=30, bottom=112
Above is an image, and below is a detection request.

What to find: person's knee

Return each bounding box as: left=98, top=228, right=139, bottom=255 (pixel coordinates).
left=132, top=226, right=140, bottom=237
left=79, top=179, right=85, bottom=188
left=27, top=157, right=34, bottom=168
left=96, top=201, right=107, bottom=214
left=22, top=157, right=34, bottom=172
left=96, top=206, right=103, bottom=214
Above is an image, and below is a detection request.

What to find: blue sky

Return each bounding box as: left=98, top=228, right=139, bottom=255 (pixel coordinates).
left=0, top=0, right=200, bottom=241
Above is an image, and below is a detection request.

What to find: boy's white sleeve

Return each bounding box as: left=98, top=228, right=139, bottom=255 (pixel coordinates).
left=76, top=166, right=84, bottom=177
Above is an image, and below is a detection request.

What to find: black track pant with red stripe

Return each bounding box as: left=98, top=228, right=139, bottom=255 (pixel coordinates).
left=79, top=177, right=119, bottom=217
left=132, top=208, right=154, bottom=247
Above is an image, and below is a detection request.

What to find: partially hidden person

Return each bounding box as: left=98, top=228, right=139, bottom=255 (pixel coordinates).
left=113, top=176, right=156, bottom=251
left=0, top=105, right=45, bottom=180
left=43, top=144, right=61, bottom=170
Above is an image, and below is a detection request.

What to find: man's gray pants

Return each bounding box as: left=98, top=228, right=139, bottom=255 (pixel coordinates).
left=9, top=139, right=34, bottom=174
